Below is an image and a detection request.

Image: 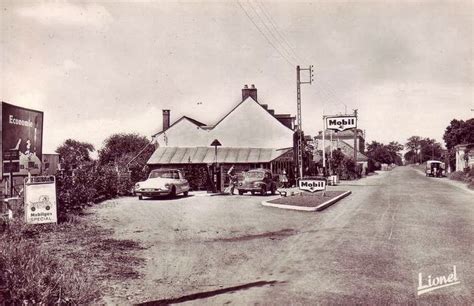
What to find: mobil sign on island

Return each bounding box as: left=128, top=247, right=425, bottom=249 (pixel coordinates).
left=326, top=115, right=357, bottom=132
left=299, top=178, right=326, bottom=192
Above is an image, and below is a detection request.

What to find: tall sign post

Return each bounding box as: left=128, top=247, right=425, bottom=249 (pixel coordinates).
left=296, top=65, right=314, bottom=179
left=322, top=116, right=326, bottom=175
left=353, top=109, right=358, bottom=162
left=324, top=113, right=358, bottom=175
left=210, top=139, right=221, bottom=193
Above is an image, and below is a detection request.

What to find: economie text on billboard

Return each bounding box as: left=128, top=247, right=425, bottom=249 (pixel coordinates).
left=1, top=102, right=43, bottom=176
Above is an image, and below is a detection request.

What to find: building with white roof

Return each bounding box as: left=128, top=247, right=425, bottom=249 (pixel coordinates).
left=147, top=85, right=298, bottom=190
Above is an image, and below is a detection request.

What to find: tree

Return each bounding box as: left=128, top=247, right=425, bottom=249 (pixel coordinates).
left=405, top=136, right=422, bottom=163
left=443, top=118, right=474, bottom=150
left=329, top=149, right=345, bottom=176
left=386, top=141, right=404, bottom=165
left=419, top=138, right=443, bottom=162
left=443, top=118, right=474, bottom=170
left=98, top=133, right=155, bottom=183
left=366, top=141, right=393, bottom=164
left=55, top=139, right=95, bottom=170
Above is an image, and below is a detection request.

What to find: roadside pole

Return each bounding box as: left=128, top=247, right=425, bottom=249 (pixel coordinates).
left=353, top=109, right=358, bottom=162
left=9, top=155, right=13, bottom=197
left=322, top=116, right=326, bottom=175
left=296, top=65, right=314, bottom=180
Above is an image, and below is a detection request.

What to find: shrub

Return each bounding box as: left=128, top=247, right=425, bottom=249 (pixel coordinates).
left=56, top=167, right=97, bottom=215
left=469, top=167, right=474, bottom=178
left=56, top=164, right=135, bottom=218
left=449, top=171, right=467, bottom=182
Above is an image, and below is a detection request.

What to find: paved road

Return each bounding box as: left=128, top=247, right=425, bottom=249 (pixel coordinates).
left=94, top=166, right=473, bottom=305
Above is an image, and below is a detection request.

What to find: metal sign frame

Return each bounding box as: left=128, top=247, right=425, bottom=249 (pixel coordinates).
left=298, top=178, right=327, bottom=193
left=325, top=115, right=357, bottom=132
left=24, top=175, right=57, bottom=224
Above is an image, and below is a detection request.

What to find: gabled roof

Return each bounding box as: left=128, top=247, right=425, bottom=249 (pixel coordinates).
left=153, top=96, right=292, bottom=137
left=211, top=96, right=293, bottom=131
left=153, top=116, right=206, bottom=137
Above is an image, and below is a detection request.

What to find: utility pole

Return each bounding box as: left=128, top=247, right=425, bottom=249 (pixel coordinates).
left=296, top=65, right=314, bottom=179
left=353, top=109, right=358, bottom=162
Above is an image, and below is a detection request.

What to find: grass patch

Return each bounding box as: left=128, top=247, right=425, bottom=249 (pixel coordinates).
left=0, top=206, right=145, bottom=304
left=268, top=191, right=347, bottom=207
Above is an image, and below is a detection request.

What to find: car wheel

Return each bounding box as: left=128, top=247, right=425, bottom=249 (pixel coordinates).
left=170, top=186, right=177, bottom=197
left=138, top=195, right=143, bottom=200
left=260, top=186, right=266, bottom=196
left=238, top=190, right=244, bottom=195
left=183, top=191, right=189, bottom=196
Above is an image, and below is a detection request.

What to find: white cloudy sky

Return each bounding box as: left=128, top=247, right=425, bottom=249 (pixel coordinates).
left=1, top=0, right=473, bottom=153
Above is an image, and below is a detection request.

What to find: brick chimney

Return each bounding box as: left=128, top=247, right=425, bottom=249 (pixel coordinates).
left=162, top=109, right=170, bottom=131
left=242, top=84, right=257, bottom=102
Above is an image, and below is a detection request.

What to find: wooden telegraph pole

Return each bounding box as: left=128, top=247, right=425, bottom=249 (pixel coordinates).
left=296, top=65, right=314, bottom=179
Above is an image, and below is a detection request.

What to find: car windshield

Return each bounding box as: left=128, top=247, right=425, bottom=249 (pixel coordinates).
left=149, top=170, right=180, bottom=179
left=245, top=171, right=264, bottom=179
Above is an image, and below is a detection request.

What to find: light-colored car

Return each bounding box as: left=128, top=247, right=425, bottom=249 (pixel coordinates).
left=135, top=169, right=190, bottom=200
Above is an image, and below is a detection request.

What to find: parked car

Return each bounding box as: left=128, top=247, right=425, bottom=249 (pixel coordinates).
left=237, top=168, right=277, bottom=196
left=135, top=169, right=190, bottom=199
left=426, top=160, right=446, bottom=177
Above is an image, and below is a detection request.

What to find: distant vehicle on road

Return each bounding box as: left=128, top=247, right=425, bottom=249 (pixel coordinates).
left=426, top=160, right=446, bottom=177
left=237, top=168, right=277, bottom=196
left=135, top=169, right=190, bottom=200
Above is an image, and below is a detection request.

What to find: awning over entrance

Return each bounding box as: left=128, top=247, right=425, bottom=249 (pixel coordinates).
left=147, top=147, right=292, bottom=165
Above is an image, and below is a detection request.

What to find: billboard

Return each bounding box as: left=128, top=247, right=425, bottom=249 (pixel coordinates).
left=325, top=115, right=357, bottom=132
left=1, top=102, right=43, bottom=176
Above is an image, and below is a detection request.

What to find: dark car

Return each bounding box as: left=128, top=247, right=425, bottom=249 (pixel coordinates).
left=237, top=168, right=277, bottom=196
left=425, top=160, right=446, bottom=177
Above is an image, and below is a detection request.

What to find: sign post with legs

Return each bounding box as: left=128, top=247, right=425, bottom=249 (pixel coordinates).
left=24, top=176, right=57, bottom=224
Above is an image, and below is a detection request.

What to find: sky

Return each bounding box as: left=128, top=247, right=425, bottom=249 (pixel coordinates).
left=1, top=0, right=473, bottom=154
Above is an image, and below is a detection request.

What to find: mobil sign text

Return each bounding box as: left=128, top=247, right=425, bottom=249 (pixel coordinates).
left=299, top=179, right=326, bottom=192
left=326, top=115, right=357, bottom=132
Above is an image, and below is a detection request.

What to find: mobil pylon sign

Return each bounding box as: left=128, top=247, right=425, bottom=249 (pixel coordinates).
left=326, top=115, right=357, bottom=132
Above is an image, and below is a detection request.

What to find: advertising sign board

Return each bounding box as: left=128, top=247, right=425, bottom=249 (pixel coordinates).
left=299, top=178, right=326, bottom=192
left=24, top=176, right=57, bottom=224
left=326, top=115, right=357, bottom=132
left=1, top=102, right=43, bottom=176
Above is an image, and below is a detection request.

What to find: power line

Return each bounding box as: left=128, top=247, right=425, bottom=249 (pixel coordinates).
left=237, top=1, right=295, bottom=67
left=241, top=1, right=352, bottom=117
left=253, top=0, right=348, bottom=110
left=251, top=0, right=298, bottom=63
left=257, top=0, right=303, bottom=63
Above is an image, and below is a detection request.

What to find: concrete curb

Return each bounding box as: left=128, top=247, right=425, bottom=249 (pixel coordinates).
left=261, top=191, right=352, bottom=212
left=315, top=190, right=352, bottom=211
